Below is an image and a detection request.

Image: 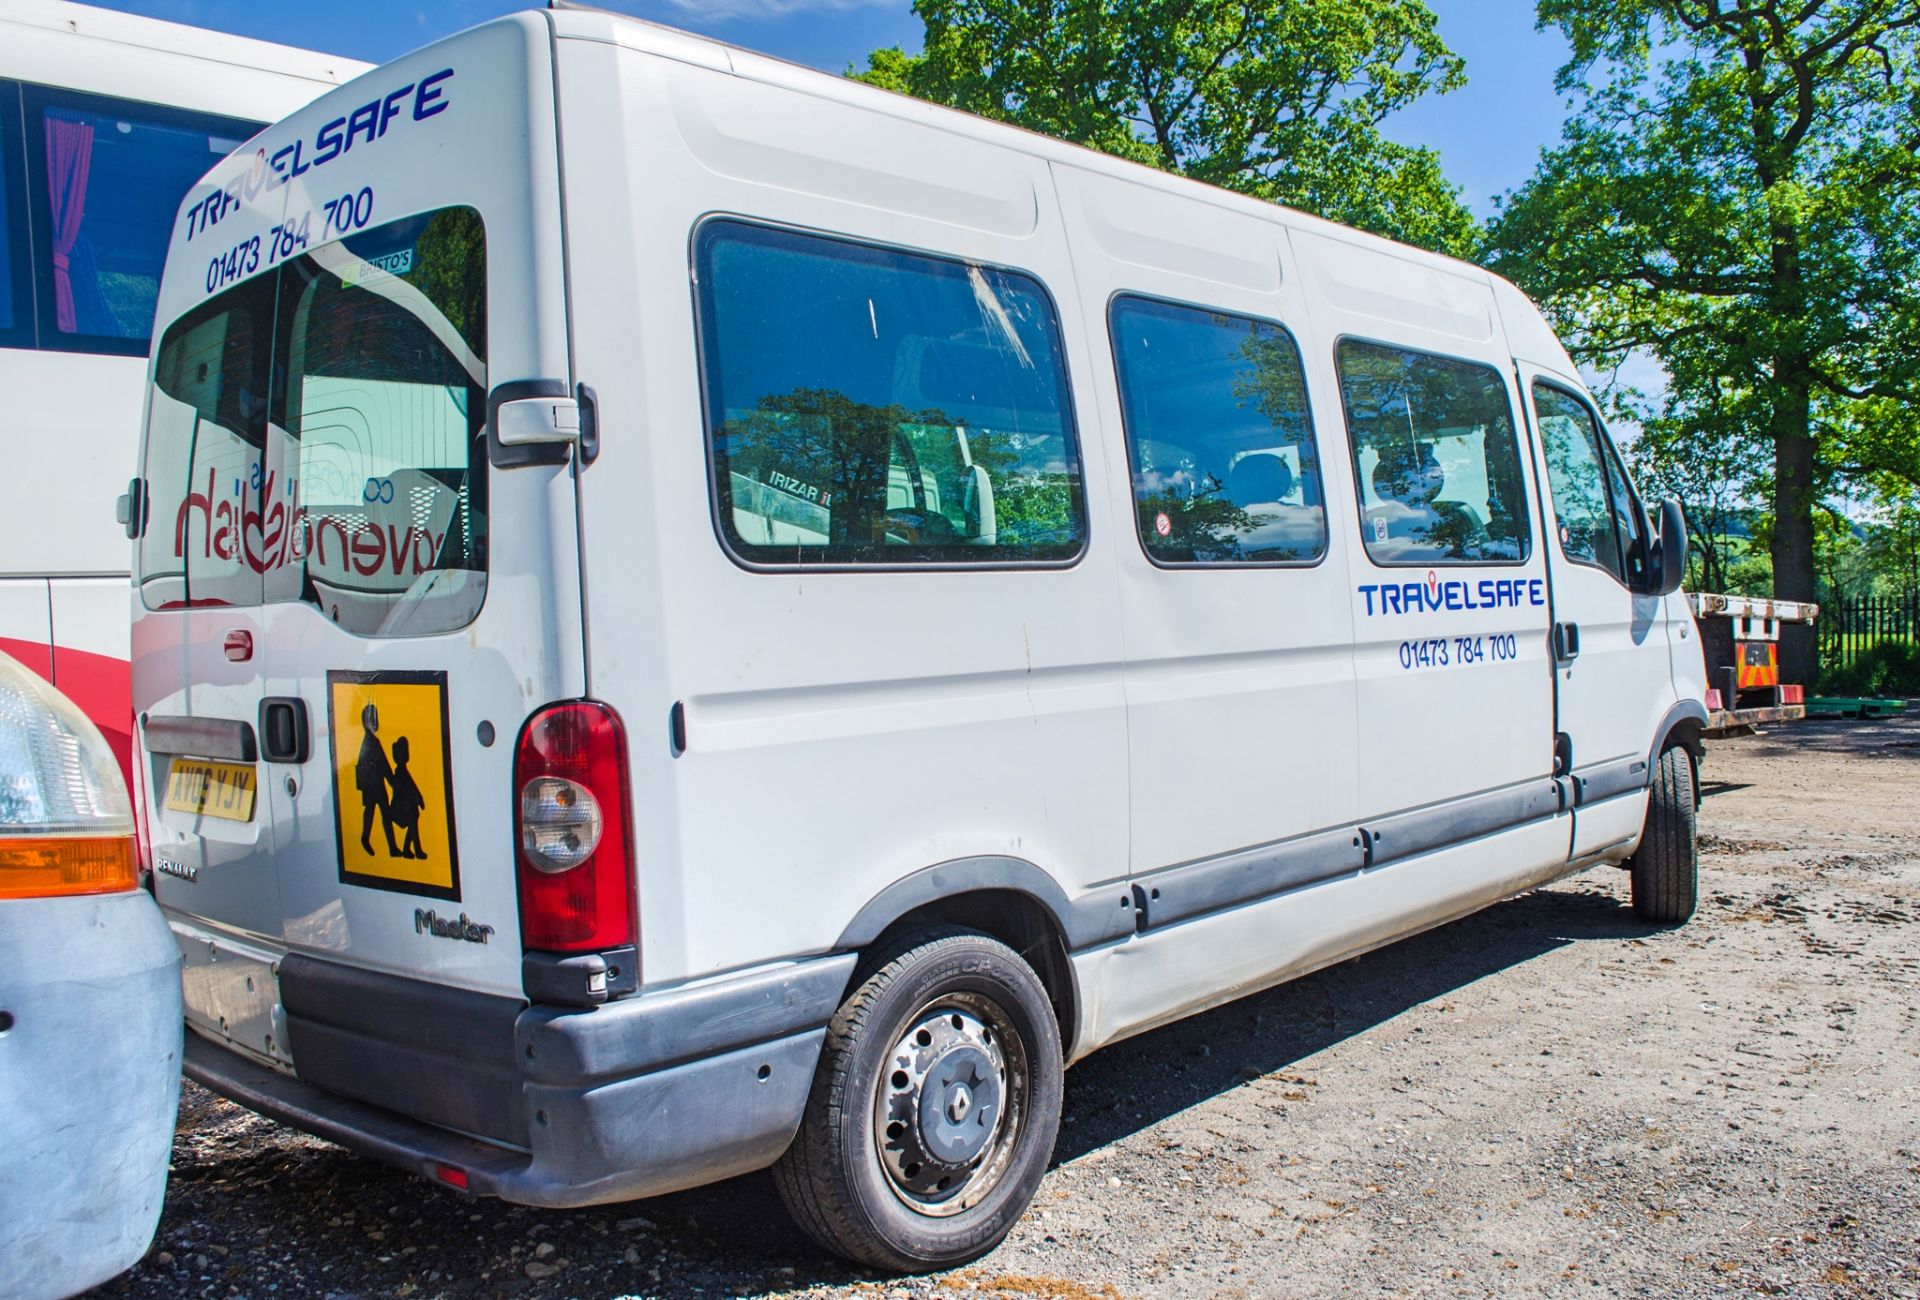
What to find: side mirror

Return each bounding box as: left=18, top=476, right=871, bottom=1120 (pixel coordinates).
left=1649, top=497, right=1687, bottom=596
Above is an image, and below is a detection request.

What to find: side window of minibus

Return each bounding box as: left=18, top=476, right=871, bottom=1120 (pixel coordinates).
left=1528, top=382, right=1651, bottom=583
left=695, top=220, right=1087, bottom=566
left=1532, top=382, right=1626, bottom=582
left=1109, top=295, right=1327, bottom=565
left=1599, top=432, right=1652, bottom=589
left=1335, top=340, right=1532, bottom=566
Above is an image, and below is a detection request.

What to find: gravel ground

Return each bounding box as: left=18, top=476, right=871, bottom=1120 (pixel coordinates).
left=91, top=709, right=1920, bottom=1300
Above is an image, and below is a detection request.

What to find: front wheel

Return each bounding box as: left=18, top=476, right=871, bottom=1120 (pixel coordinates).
left=1629, top=745, right=1699, bottom=924
left=773, top=926, right=1063, bottom=1272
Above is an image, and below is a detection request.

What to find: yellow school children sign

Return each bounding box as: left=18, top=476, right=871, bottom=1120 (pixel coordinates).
left=327, top=670, right=461, bottom=900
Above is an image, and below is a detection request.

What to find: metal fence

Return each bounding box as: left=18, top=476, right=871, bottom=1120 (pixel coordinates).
left=1819, top=594, right=1920, bottom=670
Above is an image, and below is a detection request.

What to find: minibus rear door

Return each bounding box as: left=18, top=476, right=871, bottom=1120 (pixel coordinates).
left=137, top=16, right=583, bottom=1015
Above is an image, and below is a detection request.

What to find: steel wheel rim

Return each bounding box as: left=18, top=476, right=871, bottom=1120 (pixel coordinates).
left=871, top=990, right=1029, bottom=1217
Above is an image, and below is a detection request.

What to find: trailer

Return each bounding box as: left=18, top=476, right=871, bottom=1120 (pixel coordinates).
left=1688, top=593, right=1818, bottom=735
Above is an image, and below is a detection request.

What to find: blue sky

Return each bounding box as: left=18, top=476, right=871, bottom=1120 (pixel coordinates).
left=92, top=0, right=1573, bottom=217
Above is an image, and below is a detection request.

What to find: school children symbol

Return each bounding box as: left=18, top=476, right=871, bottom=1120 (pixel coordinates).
left=327, top=670, right=461, bottom=900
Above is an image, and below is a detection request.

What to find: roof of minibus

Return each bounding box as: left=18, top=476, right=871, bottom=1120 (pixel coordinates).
left=0, top=0, right=371, bottom=89
left=541, top=5, right=1530, bottom=308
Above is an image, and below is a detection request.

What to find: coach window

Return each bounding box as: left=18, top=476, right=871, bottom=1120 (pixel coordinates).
left=696, top=220, right=1087, bottom=566
left=1109, top=296, right=1326, bottom=565
left=0, top=82, right=28, bottom=349
left=1335, top=339, right=1531, bottom=566
left=25, top=84, right=257, bottom=355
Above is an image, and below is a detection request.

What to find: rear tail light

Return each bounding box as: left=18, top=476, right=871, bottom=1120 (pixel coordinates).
left=513, top=700, right=635, bottom=953
left=0, top=651, right=137, bottom=899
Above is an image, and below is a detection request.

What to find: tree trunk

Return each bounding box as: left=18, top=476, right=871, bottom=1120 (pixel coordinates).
left=1771, top=377, right=1819, bottom=685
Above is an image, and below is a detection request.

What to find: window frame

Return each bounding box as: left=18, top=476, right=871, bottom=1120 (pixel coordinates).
left=0, top=80, right=35, bottom=351
left=1333, top=333, right=1535, bottom=570
left=1106, top=289, right=1329, bottom=571
left=690, top=213, right=1091, bottom=574
left=1528, top=374, right=1651, bottom=587
left=20, top=80, right=261, bottom=358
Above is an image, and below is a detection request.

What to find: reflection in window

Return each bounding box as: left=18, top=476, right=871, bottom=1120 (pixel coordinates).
left=139, top=208, right=489, bottom=638
left=696, top=221, right=1085, bottom=565
left=1533, top=383, right=1624, bottom=581
left=34, top=93, right=255, bottom=345
left=1336, top=340, right=1531, bottom=566
left=280, top=208, right=488, bottom=634
left=140, top=275, right=274, bottom=611
left=1110, top=297, right=1326, bottom=565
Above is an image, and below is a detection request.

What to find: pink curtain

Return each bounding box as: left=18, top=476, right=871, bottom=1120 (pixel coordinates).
left=43, top=114, right=95, bottom=334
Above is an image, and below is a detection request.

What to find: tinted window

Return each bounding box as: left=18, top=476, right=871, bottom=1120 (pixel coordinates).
left=27, top=85, right=256, bottom=353
left=140, top=207, right=488, bottom=637
left=0, top=82, right=26, bottom=343
left=696, top=221, right=1086, bottom=566
left=1336, top=340, right=1531, bottom=566
left=1109, top=297, right=1326, bottom=565
left=1533, top=383, right=1624, bottom=580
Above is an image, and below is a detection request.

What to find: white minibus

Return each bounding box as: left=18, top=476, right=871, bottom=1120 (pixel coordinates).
left=131, top=10, right=1710, bottom=1271
left=0, top=0, right=366, bottom=782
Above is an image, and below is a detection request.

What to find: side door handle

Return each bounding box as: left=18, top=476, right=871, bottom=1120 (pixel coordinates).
left=1553, top=621, right=1581, bottom=662
left=258, top=698, right=310, bottom=764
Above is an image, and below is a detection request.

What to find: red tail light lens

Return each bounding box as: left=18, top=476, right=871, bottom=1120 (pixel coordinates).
left=513, top=701, right=635, bottom=953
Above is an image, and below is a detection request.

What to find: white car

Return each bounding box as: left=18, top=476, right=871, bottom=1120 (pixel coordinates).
left=0, top=651, right=181, bottom=1300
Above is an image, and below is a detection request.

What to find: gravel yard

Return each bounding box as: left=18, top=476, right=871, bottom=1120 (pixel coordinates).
left=93, top=710, right=1920, bottom=1300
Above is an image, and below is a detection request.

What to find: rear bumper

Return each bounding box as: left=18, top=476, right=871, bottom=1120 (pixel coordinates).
left=185, top=952, right=855, bottom=1207
left=1705, top=703, right=1806, bottom=735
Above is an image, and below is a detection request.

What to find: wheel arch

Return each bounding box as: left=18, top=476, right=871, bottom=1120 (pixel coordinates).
left=1650, top=698, right=1708, bottom=765
left=835, top=857, right=1116, bottom=1056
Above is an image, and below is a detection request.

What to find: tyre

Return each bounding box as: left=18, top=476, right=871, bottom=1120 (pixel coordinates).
left=1629, top=744, right=1698, bottom=924
left=773, top=926, right=1063, bottom=1272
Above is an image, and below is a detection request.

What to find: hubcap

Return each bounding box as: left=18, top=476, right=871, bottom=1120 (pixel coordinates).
left=873, top=995, right=1027, bottom=1216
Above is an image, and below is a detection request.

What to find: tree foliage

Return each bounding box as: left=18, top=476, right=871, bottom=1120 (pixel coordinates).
left=857, top=0, right=1478, bottom=256
left=1485, top=0, right=1920, bottom=678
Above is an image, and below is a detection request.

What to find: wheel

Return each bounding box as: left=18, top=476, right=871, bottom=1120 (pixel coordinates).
left=1629, top=745, right=1698, bottom=924
left=773, top=926, right=1063, bottom=1272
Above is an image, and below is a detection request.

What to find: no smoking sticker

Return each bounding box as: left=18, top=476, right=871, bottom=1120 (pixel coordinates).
left=327, top=670, right=461, bottom=900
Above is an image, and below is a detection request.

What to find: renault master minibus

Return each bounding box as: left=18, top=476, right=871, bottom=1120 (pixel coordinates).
left=129, top=8, right=1710, bottom=1271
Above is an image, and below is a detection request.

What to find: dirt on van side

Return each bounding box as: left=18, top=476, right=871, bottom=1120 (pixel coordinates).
left=94, top=709, right=1920, bottom=1300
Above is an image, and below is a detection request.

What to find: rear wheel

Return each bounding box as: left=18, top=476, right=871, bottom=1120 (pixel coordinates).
left=1629, top=745, right=1698, bottom=924
left=773, top=926, right=1062, bottom=1272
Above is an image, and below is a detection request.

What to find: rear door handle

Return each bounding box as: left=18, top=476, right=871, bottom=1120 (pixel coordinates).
left=1553, top=621, right=1581, bottom=661
left=258, top=698, right=310, bottom=764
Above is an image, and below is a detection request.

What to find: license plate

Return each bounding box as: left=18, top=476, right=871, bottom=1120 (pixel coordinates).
left=165, top=758, right=257, bottom=822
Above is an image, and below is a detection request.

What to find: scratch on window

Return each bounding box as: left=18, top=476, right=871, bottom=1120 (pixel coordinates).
left=967, top=266, right=1033, bottom=370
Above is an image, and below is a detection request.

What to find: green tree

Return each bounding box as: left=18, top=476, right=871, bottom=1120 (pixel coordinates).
left=1486, top=0, right=1920, bottom=682
left=857, top=0, right=1477, bottom=256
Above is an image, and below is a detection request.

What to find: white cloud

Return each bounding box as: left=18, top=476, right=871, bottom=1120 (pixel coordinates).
left=644, top=0, right=902, bottom=21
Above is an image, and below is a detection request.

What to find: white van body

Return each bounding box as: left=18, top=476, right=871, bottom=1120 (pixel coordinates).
left=131, top=9, right=1708, bottom=1256
left=0, top=0, right=366, bottom=782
